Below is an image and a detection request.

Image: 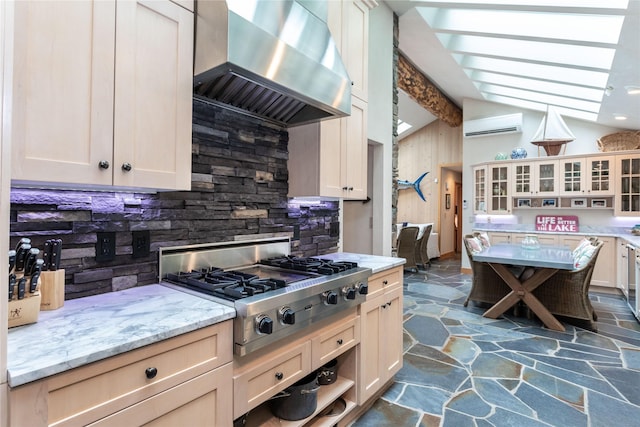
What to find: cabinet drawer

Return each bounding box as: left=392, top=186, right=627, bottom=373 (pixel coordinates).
left=88, top=363, right=232, bottom=427
left=312, top=315, right=360, bottom=368
left=45, top=322, right=232, bottom=426
left=367, top=268, right=401, bottom=297
left=233, top=340, right=311, bottom=418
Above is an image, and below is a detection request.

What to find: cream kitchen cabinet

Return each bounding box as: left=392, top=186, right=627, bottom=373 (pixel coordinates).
left=288, top=96, right=368, bottom=200
left=487, top=232, right=512, bottom=244
left=559, top=156, right=615, bottom=197
left=557, top=235, right=615, bottom=288
left=328, top=0, right=376, bottom=102
left=488, top=164, right=511, bottom=214
left=358, top=266, right=403, bottom=404
left=473, top=165, right=488, bottom=214
left=8, top=322, right=233, bottom=427
left=288, top=0, right=374, bottom=200
left=235, top=309, right=360, bottom=426
left=511, top=159, right=559, bottom=197
left=11, top=0, right=192, bottom=191
left=615, top=154, right=640, bottom=216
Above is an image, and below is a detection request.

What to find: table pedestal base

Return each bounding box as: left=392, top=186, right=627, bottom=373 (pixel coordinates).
left=482, top=263, right=565, bottom=332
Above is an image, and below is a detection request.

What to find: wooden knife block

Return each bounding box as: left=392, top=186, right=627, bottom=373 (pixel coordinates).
left=40, top=269, right=65, bottom=311
left=8, top=274, right=41, bottom=328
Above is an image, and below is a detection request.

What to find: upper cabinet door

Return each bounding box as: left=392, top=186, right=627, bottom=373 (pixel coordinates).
left=615, top=154, right=640, bottom=216
left=472, top=165, right=488, bottom=214
left=113, top=0, right=193, bottom=190
left=344, top=0, right=369, bottom=102
left=11, top=0, right=116, bottom=186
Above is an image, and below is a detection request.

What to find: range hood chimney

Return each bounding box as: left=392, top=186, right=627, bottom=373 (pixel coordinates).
left=194, top=0, right=351, bottom=127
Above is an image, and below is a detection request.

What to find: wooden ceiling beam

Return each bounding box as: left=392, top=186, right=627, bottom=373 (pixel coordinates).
left=398, top=53, right=462, bottom=127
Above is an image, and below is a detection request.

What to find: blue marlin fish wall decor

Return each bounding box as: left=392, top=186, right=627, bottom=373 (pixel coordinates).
left=397, top=172, right=428, bottom=202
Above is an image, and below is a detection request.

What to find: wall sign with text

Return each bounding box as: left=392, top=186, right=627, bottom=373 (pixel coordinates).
left=535, top=215, right=579, bottom=232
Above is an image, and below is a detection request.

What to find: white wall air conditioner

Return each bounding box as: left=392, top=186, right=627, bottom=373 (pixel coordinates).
left=463, top=113, right=523, bottom=138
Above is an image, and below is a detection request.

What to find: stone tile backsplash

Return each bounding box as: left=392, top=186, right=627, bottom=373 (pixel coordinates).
left=10, top=99, right=339, bottom=299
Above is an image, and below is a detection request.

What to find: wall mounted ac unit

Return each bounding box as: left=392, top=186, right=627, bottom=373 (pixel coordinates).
left=463, top=113, right=523, bottom=138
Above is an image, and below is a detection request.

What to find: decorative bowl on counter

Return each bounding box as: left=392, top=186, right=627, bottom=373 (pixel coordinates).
left=495, top=152, right=508, bottom=160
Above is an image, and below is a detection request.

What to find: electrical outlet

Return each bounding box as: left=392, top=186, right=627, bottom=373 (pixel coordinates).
left=132, top=230, right=150, bottom=259
left=330, top=222, right=340, bottom=238
left=96, top=232, right=116, bottom=262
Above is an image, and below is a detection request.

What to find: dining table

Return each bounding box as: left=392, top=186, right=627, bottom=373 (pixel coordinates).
left=472, top=243, right=575, bottom=331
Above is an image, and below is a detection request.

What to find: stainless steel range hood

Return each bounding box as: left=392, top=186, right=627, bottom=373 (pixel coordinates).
left=194, top=0, right=351, bottom=127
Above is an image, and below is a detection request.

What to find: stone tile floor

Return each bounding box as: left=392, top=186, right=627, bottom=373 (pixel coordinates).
left=352, top=256, right=640, bottom=427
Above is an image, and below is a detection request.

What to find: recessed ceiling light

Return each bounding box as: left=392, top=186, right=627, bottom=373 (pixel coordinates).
left=625, top=86, right=640, bottom=95
left=614, top=114, right=628, bottom=120
left=398, top=120, right=413, bottom=134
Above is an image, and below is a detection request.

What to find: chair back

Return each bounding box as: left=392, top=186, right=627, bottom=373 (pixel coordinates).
left=396, top=226, right=419, bottom=269
left=415, top=224, right=432, bottom=266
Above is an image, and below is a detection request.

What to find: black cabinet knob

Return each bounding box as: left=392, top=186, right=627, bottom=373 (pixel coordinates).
left=98, top=160, right=110, bottom=169
left=337, top=339, right=343, bottom=345
left=275, top=372, right=284, bottom=380
left=122, top=162, right=132, bottom=172
left=145, top=367, right=158, bottom=379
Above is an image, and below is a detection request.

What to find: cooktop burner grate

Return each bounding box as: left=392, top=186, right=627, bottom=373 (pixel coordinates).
left=259, top=256, right=358, bottom=275
left=165, top=269, right=286, bottom=301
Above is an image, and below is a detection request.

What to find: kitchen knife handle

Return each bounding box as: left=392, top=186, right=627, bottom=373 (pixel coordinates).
left=98, top=160, right=110, bottom=169
left=30, top=271, right=41, bottom=293
left=17, top=277, right=26, bottom=300
left=9, top=274, right=15, bottom=301
left=15, top=238, right=31, bottom=253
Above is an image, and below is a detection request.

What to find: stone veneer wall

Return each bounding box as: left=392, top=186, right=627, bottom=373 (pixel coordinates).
left=9, top=99, right=340, bottom=300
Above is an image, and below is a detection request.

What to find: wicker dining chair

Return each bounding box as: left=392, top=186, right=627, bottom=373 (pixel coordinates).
left=396, top=226, right=419, bottom=272
left=415, top=224, right=433, bottom=270
left=532, top=239, right=604, bottom=331
left=463, top=234, right=511, bottom=307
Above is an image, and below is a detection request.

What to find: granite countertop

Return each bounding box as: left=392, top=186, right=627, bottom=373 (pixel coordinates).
left=472, top=223, right=640, bottom=247
left=6, top=284, right=236, bottom=387
left=317, top=252, right=405, bottom=274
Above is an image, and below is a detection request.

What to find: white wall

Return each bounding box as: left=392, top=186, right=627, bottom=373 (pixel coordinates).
left=343, top=2, right=394, bottom=256
left=1, top=1, right=13, bottom=422
left=461, top=98, right=633, bottom=268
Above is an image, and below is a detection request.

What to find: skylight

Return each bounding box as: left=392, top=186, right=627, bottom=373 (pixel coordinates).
left=413, top=1, right=629, bottom=121
left=398, top=120, right=413, bottom=134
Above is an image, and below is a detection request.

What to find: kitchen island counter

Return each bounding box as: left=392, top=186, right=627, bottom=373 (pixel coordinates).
left=6, top=284, right=235, bottom=387
left=318, top=252, right=405, bottom=274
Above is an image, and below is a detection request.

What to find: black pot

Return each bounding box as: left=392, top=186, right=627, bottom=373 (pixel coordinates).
left=270, top=372, right=320, bottom=421
left=317, top=359, right=338, bottom=385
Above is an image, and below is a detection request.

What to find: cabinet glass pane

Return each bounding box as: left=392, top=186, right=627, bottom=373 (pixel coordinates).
left=633, top=159, right=640, bottom=174
left=622, top=159, right=630, bottom=175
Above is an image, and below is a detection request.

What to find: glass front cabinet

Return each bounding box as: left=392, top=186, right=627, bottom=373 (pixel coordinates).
left=616, top=154, right=640, bottom=216
left=511, top=160, right=558, bottom=197
left=559, top=156, right=614, bottom=196
left=473, top=165, right=488, bottom=214
left=489, top=164, right=511, bottom=214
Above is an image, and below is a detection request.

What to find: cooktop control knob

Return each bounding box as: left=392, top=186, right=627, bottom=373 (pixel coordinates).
left=342, top=286, right=357, bottom=300
left=279, top=307, right=296, bottom=325
left=256, top=315, right=273, bottom=334
left=323, top=291, right=338, bottom=305
left=358, top=282, right=369, bottom=295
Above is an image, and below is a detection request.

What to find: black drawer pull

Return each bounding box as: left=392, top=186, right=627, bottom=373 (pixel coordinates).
left=337, top=339, right=343, bottom=345
left=145, top=367, right=158, bottom=379
left=382, top=280, right=388, bottom=285
left=275, top=372, right=284, bottom=380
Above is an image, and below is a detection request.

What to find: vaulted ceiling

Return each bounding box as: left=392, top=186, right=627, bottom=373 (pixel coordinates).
left=387, top=1, right=640, bottom=139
